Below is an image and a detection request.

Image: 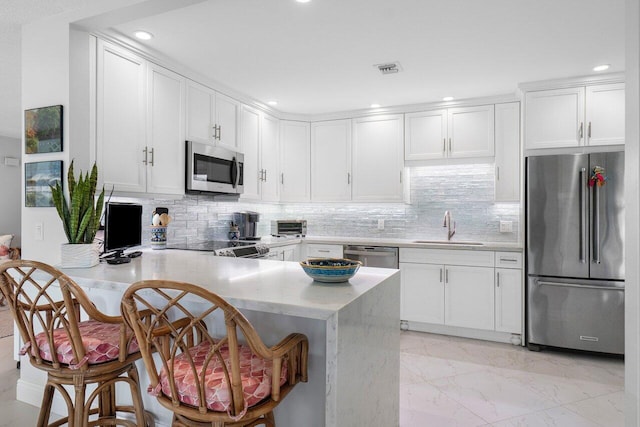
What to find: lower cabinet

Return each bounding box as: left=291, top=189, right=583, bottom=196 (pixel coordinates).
left=304, top=243, right=343, bottom=259
left=270, top=244, right=300, bottom=261
left=400, top=248, right=523, bottom=343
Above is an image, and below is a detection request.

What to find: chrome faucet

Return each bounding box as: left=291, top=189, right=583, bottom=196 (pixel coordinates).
left=443, top=211, right=456, bottom=241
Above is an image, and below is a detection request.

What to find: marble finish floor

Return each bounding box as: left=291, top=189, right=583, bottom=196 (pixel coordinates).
left=0, top=332, right=624, bottom=426
left=400, top=331, right=624, bottom=426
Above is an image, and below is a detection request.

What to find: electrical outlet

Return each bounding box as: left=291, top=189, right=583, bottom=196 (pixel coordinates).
left=377, top=219, right=385, bottom=230
left=499, top=220, right=513, bottom=233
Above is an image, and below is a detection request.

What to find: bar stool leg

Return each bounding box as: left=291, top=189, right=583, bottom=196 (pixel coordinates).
left=37, top=383, right=55, bottom=427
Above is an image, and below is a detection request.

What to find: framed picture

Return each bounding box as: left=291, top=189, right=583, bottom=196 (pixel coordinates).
left=25, top=161, right=63, bottom=207
left=25, top=105, right=63, bottom=154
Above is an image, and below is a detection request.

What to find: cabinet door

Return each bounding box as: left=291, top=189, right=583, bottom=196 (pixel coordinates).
left=444, top=265, right=495, bottom=330
left=524, top=87, right=584, bottom=149
left=404, top=110, right=447, bottom=160
left=185, top=80, right=214, bottom=144
left=586, top=83, right=625, bottom=146
left=214, top=93, right=240, bottom=151
left=280, top=121, right=310, bottom=202
left=281, top=245, right=299, bottom=262
left=240, top=106, right=261, bottom=201
left=96, top=40, right=146, bottom=193
left=494, top=102, right=520, bottom=202
left=310, top=120, right=352, bottom=201
left=400, top=263, right=445, bottom=324
left=146, top=63, right=185, bottom=195
left=448, top=105, right=495, bottom=158
left=352, top=115, right=404, bottom=202
left=260, top=114, right=280, bottom=202
left=495, top=268, right=522, bottom=334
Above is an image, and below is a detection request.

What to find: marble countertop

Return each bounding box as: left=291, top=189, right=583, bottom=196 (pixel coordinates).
left=62, top=249, right=398, bottom=321
left=262, top=235, right=523, bottom=252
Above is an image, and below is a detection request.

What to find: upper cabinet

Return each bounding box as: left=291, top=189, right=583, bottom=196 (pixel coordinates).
left=241, top=110, right=279, bottom=202
left=96, top=40, right=185, bottom=195
left=310, top=119, right=352, bottom=202
left=494, top=102, right=520, bottom=202
left=352, top=115, right=404, bottom=202
left=186, top=80, right=240, bottom=152
left=280, top=121, right=311, bottom=202
left=405, top=105, right=494, bottom=161
left=524, top=82, right=625, bottom=150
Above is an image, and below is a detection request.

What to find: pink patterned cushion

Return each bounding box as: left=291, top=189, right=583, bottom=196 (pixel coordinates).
left=33, top=320, right=139, bottom=366
left=159, top=341, right=287, bottom=412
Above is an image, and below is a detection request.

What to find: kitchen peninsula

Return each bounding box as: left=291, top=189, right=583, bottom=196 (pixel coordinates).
left=15, top=250, right=400, bottom=427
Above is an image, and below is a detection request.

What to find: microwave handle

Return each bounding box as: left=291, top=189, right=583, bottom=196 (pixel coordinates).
left=231, top=157, right=239, bottom=188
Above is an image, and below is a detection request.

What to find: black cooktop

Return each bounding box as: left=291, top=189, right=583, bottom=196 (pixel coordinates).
left=166, top=240, right=255, bottom=252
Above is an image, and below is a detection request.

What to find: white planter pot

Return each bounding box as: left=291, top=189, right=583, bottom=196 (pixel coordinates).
left=60, top=243, right=99, bottom=268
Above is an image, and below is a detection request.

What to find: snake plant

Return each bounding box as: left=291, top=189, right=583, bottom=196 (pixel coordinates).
left=50, top=161, right=105, bottom=244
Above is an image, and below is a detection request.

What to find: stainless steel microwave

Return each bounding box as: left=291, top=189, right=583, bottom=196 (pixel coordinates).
left=186, top=141, right=244, bottom=195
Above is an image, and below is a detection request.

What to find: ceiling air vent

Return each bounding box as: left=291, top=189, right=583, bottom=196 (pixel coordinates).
left=375, top=62, right=402, bottom=75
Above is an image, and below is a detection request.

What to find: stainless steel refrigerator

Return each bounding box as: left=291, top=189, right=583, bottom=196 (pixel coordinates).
left=526, top=152, right=624, bottom=354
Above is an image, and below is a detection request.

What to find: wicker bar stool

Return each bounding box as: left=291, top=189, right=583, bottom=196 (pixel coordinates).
left=121, top=279, right=309, bottom=427
left=0, top=260, right=152, bottom=427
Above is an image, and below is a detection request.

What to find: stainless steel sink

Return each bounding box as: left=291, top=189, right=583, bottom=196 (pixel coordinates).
left=412, top=240, right=484, bottom=246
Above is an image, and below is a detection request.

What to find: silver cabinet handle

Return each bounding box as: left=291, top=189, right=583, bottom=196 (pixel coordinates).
left=264, top=169, right=267, bottom=182
left=217, top=125, right=221, bottom=140
left=281, top=173, right=284, bottom=185
left=439, top=268, right=443, bottom=283
left=496, top=271, right=500, bottom=287
left=400, top=170, right=402, bottom=184
left=579, top=168, right=587, bottom=263
left=445, top=268, right=448, bottom=284
left=579, top=122, right=584, bottom=140
left=212, top=126, right=217, bottom=140
left=448, top=138, right=452, bottom=153
left=347, top=172, right=351, bottom=184
left=496, top=166, right=500, bottom=181
left=443, top=138, right=446, bottom=154
left=149, top=147, right=154, bottom=166
left=588, top=122, right=592, bottom=139
left=499, top=257, right=518, bottom=263
left=142, top=147, right=148, bottom=165
left=317, top=249, right=331, bottom=253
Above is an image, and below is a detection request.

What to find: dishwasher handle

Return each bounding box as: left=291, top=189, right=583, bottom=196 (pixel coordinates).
left=344, top=249, right=397, bottom=257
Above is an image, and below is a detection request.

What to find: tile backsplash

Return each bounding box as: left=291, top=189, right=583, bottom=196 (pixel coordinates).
left=111, top=163, right=520, bottom=246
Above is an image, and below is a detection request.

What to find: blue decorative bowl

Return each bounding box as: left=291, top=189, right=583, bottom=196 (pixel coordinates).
left=299, top=258, right=362, bottom=283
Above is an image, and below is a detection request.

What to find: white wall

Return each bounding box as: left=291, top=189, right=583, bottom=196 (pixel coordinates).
left=0, top=135, right=21, bottom=246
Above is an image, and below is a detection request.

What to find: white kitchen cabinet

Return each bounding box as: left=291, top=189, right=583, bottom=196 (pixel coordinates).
left=400, top=262, right=444, bottom=324
left=305, top=244, right=343, bottom=259
left=186, top=80, right=239, bottom=151
left=352, top=115, right=404, bottom=202
left=404, top=105, right=494, bottom=161
left=444, top=265, right=495, bottom=330
left=240, top=109, right=279, bottom=202
left=495, top=268, right=522, bottom=334
left=96, top=40, right=146, bottom=193
left=494, top=251, right=523, bottom=334
left=524, top=83, right=625, bottom=149
left=585, top=83, right=625, bottom=146
left=271, top=244, right=300, bottom=262
left=494, top=102, right=520, bottom=202
left=280, top=121, right=310, bottom=202
left=145, top=62, right=186, bottom=195
left=310, top=119, right=352, bottom=201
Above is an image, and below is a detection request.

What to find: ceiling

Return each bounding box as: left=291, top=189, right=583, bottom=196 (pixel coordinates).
left=0, top=0, right=627, bottom=137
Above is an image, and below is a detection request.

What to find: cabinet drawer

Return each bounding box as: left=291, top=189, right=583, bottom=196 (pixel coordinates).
left=400, top=248, right=494, bottom=267
left=306, top=244, right=343, bottom=259
left=495, top=252, right=522, bottom=269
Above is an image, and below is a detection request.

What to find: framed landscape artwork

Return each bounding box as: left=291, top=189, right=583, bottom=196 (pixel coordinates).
left=25, top=161, right=63, bottom=207
left=25, top=105, right=63, bottom=154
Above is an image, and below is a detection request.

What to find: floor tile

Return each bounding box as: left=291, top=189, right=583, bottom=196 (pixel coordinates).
left=491, top=406, right=601, bottom=427
left=563, top=391, right=625, bottom=427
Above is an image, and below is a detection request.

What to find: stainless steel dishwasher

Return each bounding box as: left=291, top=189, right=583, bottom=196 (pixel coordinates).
left=343, top=245, right=399, bottom=269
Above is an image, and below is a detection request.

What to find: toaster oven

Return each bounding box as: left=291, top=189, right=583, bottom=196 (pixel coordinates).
left=271, top=220, right=307, bottom=237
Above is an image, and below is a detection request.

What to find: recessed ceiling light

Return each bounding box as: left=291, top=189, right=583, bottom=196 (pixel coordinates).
left=296, top=0, right=311, bottom=3
left=267, top=100, right=278, bottom=106
left=370, top=103, right=381, bottom=108
left=593, top=64, right=610, bottom=72
left=442, top=96, right=454, bottom=101
left=134, top=31, right=153, bottom=41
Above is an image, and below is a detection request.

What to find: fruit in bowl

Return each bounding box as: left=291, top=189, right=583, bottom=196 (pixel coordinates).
left=299, top=258, right=362, bottom=283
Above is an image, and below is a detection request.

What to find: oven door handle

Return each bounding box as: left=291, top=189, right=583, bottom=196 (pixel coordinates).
left=231, top=157, right=238, bottom=189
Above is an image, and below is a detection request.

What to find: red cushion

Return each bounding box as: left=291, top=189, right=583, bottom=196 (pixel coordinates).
left=33, top=320, right=139, bottom=366
left=158, top=341, right=287, bottom=412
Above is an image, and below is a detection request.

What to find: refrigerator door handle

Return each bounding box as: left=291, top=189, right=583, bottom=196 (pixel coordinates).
left=579, top=168, right=587, bottom=263
left=593, top=183, right=601, bottom=264
left=537, top=280, right=624, bottom=292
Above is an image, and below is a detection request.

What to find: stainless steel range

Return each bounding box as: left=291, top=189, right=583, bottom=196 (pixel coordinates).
left=167, top=240, right=270, bottom=258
